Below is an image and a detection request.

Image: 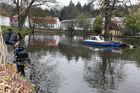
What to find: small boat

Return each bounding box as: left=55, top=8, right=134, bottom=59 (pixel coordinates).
left=81, top=36, right=128, bottom=47
left=82, top=43, right=121, bottom=50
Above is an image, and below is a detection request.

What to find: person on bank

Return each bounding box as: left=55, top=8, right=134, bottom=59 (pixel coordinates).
left=3, top=28, right=22, bottom=47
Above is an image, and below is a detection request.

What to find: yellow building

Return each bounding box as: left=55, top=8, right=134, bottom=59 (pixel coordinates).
left=102, top=30, right=123, bottom=36
left=101, top=21, right=123, bottom=36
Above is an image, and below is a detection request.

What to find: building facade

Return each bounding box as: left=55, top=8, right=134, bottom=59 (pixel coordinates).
left=0, top=10, right=10, bottom=26
left=31, top=16, right=61, bottom=29
left=60, top=18, right=95, bottom=31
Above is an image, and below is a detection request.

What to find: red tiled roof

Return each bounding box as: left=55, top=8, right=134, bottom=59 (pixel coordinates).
left=103, top=21, right=122, bottom=30
left=31, top=16, right=58, bottom=24
left=0, top=10, right=9, bottom=17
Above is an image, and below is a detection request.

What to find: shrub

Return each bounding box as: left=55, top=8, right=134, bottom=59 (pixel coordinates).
left=123, top=8, right=140, bottom=35
left=1, top=26, right=31, bottom=35
left=92, top=15, right=103, bottom=34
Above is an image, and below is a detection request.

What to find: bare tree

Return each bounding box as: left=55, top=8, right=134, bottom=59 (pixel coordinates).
left=10, top=0, right=55, bottom=30
left=88, top=0, right=132, bottom=35
left=66, top=20, right=76, bottom=35
left=77, top=13, right=92, bottom=36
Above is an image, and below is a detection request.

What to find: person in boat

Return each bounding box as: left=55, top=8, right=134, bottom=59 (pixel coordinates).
left=3, top=28, right=23, bottom=47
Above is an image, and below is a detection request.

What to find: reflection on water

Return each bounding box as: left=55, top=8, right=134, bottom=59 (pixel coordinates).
left=29, top=53, right=63, bottom=93
left=84, top=50, right=126, bottom=93
left=20, top=34, right=140, bottom=93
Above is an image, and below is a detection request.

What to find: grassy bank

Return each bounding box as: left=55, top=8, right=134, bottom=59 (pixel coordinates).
left=34, top=30, right=68, bottom=34
left=0, top=26, right=34, bottom=92
left=1, top=26, right=31, bottom=35
left=2, top=26, right=140, bottom=39
left=123, top=36, right=140, bottom=39
left=0, top=65, right=34, bottom=93
left=1, top=26, right=69, bottom=35
left=1, top=26, right=93, bottom=35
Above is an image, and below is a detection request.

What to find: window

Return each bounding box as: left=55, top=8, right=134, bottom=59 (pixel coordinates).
left=91, top=37, right=96, bottom=40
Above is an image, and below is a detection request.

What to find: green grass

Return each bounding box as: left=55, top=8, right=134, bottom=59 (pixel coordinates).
left=1, top=26, right=31, bottom=35
left=124, top=36, right=140, bottom=39
left=34, top=30, right=68, bottom=34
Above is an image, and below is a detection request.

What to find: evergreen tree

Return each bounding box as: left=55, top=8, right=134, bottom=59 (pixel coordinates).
left=49, top=8, right=56, bottom=17
left=76, top=1, right=82, bottom=13
left=69, top=0, right=75, bottom=7
left=60, top=6, right=69, bottom=20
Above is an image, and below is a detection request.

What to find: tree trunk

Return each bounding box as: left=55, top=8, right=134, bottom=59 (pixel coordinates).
left=17, top=0, right=20, bottom=25
left=28, top=16, right=35, bottom=34
left=31, top=22, right=36, bottom=34
left=18, top=0, right=35, bottom=30
left=28, top=16, right=32, bottom=29
left=104, top=0, right=111, bottom=36
left=0, top=26, right=8, bottom=70
left=104, top=15, right=110, bottom=35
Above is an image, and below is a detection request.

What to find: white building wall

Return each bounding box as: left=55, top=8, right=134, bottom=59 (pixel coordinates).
left=24, top=17, right=29, bottom=27
left=53, top=18, right=60, bottom=29
left=48, top=18, right=61, bottom=29
left=55, top=19, right=61, bottom=29
left=0, top=15, right=10, bottom=26
left=24, top=16, right=33, bottom=27
left=60, top=18, right=95, bottom=30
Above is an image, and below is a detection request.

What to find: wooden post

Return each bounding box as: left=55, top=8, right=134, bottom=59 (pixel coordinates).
left=0, top=26, right=8, bottom=70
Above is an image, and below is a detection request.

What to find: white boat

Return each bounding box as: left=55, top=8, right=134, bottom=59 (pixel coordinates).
left=81, top=36, right=128, bottom=47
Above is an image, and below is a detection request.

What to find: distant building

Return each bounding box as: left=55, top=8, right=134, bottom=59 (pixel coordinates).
left=102, top=17, right=124, bottom=36
left=51, top=17, right=60, bottom=29
left=23, top=16, right=31, bottom=27
left=61, top=17, right=125, bottom=36
left=60, top=19, right=76, bottom=30
left=31, top=16, right=61, bottom=29
left=0, top=10, right=10, bottom=26
left=60, top=18, right=95, bottom=31
left=10, top=15, right=31, bottom=27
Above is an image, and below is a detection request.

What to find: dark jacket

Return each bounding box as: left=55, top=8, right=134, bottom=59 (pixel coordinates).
left=3, top=32, right=18, bottom=45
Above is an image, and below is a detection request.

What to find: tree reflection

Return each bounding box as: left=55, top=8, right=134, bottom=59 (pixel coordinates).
left=25, top=34, right=140, bottom=92
left=26, top=34, right=93, bottom=62
left=25, top=34, right=63, bottom=93
left=58, top=43, right=93, bottom=61
left=29, top=52, right=63, bottom=93
left=84, top=50, right=126, bottom=92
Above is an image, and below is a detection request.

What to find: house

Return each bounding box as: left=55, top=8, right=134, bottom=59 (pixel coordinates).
left=10, top=15, right=31, bottom=27
left=51, top=17, right=60, bottom=29
left=60, top=17, right=124, bottom=36
left=31, top=16, right=61, bottom=29
left=102, top=17, right=124, bottom=36
left=60, top=18, right=95, bottom=31
left=0, top=10, right=10, bottom=26
left=24, top=16, right=31, bottom=27
left=60, top=19, right=76, bottom=30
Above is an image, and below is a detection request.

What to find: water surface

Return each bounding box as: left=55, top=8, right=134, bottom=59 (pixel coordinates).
left=13, top=34, right=140, bottom=93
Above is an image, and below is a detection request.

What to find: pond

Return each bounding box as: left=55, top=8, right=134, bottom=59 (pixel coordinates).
left=9, top=34, right=140, bottom=93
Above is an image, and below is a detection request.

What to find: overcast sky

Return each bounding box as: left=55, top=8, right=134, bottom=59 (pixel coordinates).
left=56, top=0, right=139, bottom=6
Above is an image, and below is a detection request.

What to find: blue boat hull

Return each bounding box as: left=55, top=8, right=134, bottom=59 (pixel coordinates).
left=82, top=44, right=121, bottom=50
left=81, top=41, right=127, bottom=47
